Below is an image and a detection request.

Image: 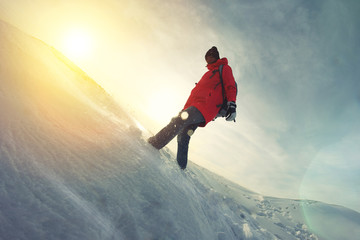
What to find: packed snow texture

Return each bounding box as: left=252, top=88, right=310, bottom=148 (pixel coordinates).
left=0, top=19, right=359, bottom=240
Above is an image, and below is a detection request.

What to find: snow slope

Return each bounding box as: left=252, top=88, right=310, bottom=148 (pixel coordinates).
left=0, top=19, right=359, bottom=240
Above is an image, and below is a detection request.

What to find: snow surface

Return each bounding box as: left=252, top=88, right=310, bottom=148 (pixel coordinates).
left=1, top=19, right=360, bottom=240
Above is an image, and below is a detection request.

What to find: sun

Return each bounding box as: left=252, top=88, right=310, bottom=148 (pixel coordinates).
left=62, top=28, right=93, bottom=60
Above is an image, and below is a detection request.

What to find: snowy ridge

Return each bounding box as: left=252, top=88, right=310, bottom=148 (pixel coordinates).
left=0, top=19, right=359, bottom=240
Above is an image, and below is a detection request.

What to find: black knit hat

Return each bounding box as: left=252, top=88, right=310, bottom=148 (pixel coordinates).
left=205, top=46, right=220, bottom=60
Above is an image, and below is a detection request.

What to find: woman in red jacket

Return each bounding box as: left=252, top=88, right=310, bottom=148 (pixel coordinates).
left=148, top=46, right=237, bottom=169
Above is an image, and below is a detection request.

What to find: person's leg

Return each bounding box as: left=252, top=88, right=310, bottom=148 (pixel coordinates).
left=148, top=115, right=184, bottom=149
left=176, top=124, right=198, bottom=169
left=148, top=106, right=204, bottom=150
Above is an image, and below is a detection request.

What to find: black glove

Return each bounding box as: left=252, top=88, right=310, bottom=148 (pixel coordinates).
left=226, top=101, right=236, bottom=122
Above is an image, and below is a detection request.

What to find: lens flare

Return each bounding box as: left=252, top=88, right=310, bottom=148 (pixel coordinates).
left=181, top=111, right=189, bottom=120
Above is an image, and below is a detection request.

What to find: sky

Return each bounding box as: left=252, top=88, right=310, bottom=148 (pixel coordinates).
left=0, top=0, right=359, bottom=212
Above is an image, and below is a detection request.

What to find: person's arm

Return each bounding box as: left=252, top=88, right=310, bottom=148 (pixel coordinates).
left=222, top=65, right=237, bottom=102
left=223, top=65, right=237, bottom=121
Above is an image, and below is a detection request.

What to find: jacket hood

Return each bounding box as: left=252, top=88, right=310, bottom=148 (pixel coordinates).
left=207, top=58, right=228, bottom=71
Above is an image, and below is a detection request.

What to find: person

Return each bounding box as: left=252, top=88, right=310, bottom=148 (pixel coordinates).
left=148, top=46, right=237, bottom=169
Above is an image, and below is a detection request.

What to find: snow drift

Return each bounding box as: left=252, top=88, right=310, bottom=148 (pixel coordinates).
left=0, top=19, right=359, bottom=240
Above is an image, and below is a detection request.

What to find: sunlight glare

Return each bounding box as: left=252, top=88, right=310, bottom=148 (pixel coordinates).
left=62, top=28, right=93, bottom=60
left=147, top=90, right=178, bottom=124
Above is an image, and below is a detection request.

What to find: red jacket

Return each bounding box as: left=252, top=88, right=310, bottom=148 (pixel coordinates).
left=183, top=58, right=237, bottom=126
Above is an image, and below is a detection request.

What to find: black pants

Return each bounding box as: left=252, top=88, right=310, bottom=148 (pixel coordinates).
left=148, top=106, right=205, bottom=169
